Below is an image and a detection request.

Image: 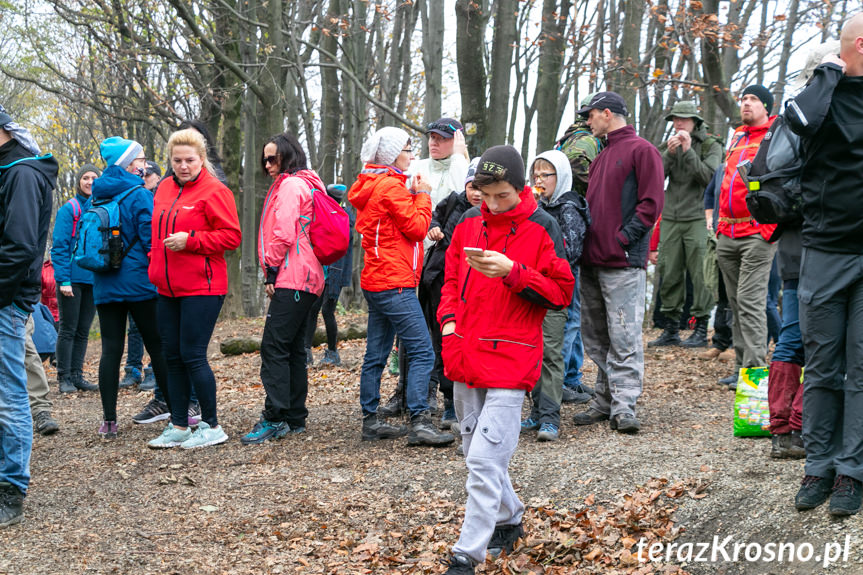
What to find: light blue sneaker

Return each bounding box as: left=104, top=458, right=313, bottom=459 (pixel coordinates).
left=520, top=417, right=540, bottom=434
left=537, top=422, right=560, bottom=442
left=180, top=421, right=228, bottom=449
left=148, top=423, right=192, bottom=449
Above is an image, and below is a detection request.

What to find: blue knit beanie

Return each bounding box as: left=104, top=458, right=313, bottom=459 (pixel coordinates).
left=100, top=136, right=143, bottom=169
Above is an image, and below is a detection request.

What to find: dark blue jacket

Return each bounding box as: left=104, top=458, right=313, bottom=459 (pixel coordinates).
left=0, top=140, right=57, bottom=312
left=90, top=166, right=157, bottom=305
left=51, top=193, right=94, bottom=285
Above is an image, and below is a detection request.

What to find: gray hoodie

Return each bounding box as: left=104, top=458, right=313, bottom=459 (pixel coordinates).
left=531, top=149, right=573, bottom=207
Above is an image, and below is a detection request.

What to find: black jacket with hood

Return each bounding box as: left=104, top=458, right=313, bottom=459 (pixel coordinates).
left=0, top=139, right=58, bottom=312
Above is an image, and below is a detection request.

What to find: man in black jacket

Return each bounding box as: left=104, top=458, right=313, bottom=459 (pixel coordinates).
left=784, top=13, right=863, bottom=516
left=0, top=105, right=57, bottom=527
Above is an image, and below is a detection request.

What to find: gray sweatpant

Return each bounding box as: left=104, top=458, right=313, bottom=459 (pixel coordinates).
left=25, top=316, right=52, bottom=417
left=530, top=308, right=567, bottom=427
left=799, top=247, right=863, bottom=482
left=452, top=383, right=525, bottom=565
left=580, top=266, right=645, bottom=418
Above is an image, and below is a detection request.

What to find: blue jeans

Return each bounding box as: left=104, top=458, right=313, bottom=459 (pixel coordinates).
left=0, top=304, right=32, bottom=494
left=766, top=255, right=781, bottom=346
left=772, top=280, right=804, bottom=365
left=563, top=267, right=584, bottom=389
left=360, top=288, right=433, bottom=417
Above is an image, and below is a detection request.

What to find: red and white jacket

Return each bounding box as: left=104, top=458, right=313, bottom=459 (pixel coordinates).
left=438, top=186, right=574, bottom=391
left=348, top=164, right=431, bottom=292
left=149, top=169, right=241, bottom=297
left=258, top=170, right=326, bottom=296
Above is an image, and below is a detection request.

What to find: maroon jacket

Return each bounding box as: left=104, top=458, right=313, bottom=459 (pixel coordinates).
left=438, top=186, right=574, bottom=392
left=581, top=124, right=664, bottom=268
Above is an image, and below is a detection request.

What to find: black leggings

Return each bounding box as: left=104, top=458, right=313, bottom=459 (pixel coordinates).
left=96, top=299, right=169, bottom=421
left=55, top=283, right=95, bottom=382
left=305, top=292, right=339, bottom=351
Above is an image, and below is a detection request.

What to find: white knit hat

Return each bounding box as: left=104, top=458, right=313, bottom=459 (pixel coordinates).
left=361, top=126, right=410, bottom=166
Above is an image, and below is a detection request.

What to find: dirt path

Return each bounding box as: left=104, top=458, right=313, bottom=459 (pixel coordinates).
left=1, top=318, right=860, bottom=574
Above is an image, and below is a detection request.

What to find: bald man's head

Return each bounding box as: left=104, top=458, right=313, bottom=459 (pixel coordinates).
left=840, top=12, right=863, bottom=69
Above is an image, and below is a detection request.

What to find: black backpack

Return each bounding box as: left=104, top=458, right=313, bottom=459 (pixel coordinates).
left=739, top=114, right=804, bottom=226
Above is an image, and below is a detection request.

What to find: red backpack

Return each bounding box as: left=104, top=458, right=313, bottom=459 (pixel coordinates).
left=303, top=188, right=350, bottom=265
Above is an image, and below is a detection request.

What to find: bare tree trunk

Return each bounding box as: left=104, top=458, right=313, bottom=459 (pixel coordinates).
left=487, top=0, right=517, bottom=147
left=421, top=0, right=444, bottom=144
left=535, top=0, right=571, bottom=153
left=318, top=0, right=341, bottom=185
left=455, top=0, right=490, bottom=156
left=773, top=0, right=801, bottom=109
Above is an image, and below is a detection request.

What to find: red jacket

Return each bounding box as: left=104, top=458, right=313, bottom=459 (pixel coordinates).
left=348, top=165, right=431, bottom=292
left=718, top=118, right=777, bottom=241
left=149, top=169, right=241, bottom=297
left=438, top=186, right=574, bottom=391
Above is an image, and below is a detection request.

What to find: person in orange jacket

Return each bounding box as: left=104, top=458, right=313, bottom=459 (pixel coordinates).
left=349, top=126, right=454, bottom=447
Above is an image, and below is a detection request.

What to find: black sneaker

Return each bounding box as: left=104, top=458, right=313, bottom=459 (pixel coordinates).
left=34, top=411, right=59, bottom=436
left=487, top=522, right=524, bottom=557
left=770, top=432, right=806, bottom=459
left=0, top=482, right=24, bottom=528
left=58, top=379, right=76, bottom=394
left=362, top=414, right=408, bottom=441
left=132, top=399, right=170, bottom=424
left=647, top=328, right=680, bottom=348
left=73, top=376, right=99, bottom=392
left=573, top=409, right=609, bottom=426
left=829, top=475, right=863, bottom=516
left=408, top=412, right=455, bottom=446
left=795, top=475, right=834, bottom=510
left=719, top=374, right=737, bottom=389
left=440, top=553, right=474, bottom=574
left=611, top=413, right=640, bottom=434
left=377, top=390, right=405, bottom=418
left=562, top=386, right=592, bottom=404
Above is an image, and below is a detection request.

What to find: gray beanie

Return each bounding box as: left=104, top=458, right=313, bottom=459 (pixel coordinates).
left=75, top=163, right=101, bottom=193
left=361, top=126, right=410, bottom=167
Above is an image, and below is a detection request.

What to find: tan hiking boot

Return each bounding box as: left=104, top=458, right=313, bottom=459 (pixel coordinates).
left=698, top=347, right=722, bottom=360
left=718, top=348, right=736, bottom=361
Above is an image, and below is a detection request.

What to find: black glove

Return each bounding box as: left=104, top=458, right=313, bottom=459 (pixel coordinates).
left=266, top=266, right=279, bottom=285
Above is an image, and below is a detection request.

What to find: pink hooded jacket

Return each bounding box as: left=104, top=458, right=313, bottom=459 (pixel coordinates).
left=258, top=169, right=326, bottom=296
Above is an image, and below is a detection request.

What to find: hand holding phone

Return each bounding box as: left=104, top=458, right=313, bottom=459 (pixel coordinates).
left=463, top=247, right=485, bottom=257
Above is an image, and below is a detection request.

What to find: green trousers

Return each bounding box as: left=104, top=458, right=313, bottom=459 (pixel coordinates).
left=658, top=219, right=713, bottom=319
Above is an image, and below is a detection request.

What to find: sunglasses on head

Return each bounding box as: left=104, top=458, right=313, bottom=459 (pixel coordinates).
left=427, top=122, right=457, bottom=134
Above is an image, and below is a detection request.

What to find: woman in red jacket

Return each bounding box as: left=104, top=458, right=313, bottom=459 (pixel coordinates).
left=348, top=126, right=453, bottom=446
left=147, top=128, right=241, bottom=449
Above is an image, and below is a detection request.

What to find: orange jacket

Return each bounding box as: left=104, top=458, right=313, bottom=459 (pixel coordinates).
left=717, top=118, right=777, bottom=241
left=348, top=165, right=431, bottom=292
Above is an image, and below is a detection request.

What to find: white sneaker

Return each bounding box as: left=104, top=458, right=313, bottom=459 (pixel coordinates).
left=180, top=421, right=228, bottom=449
left=147, top=423, right=192, bottom=449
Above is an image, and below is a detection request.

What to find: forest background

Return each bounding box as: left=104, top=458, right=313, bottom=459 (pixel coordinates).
left=0, top=0, right=855, bottom=318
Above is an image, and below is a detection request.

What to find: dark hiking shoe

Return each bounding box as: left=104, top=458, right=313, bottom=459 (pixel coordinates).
left=305, top=347, right=313, bottom=367
left=377, top=390, right=405, bottom=418
left=0, top=482, right=24, bottom=528
left=139, top=366, right=156, bottom=391
left=440, top=553, right=474, bottom=574
left=440, top=401, right=458, bottom=430
left=647, top=327, right=680, bottom=348
left=795, top=475, right=834, bottom=510
left=319, top=349, right=341, bottom=367
left=562, top=385, right=593, bottom=404
left=119, top=367, right=142, bottom=389
left=408, top=412, right=455, bottom=446
left=34, top=411, right=59, bottom=436
left=573, top=409, right=609, bottom=426
left=362, top=414, right=407, bottom=441
left=240, top=418, right=289, bottom=445
left=719, top=374, right=737, bottom=389
left=487, top=522, right=524, bottom=557
left=829, top=475, right=863, bottom=516
left=771, top=431, right=806, bottom=459
left=132, top=398, right=170, bottom=424
left=680, top=318, right=709, bottom=348
left=58, top=378, right=76, bottom=394
left=73, top=375, right=98, bottom=392
left=611, top=414, right=641, bottom=434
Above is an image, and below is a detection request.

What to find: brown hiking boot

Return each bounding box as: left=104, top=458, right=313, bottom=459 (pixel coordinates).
left=698, top=347, right=722, bottom=360
left=718, top=348, right=736, bottom=361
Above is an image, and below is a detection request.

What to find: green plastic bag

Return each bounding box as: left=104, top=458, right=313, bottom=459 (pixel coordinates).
left=733, top=367, right=771, bottom=437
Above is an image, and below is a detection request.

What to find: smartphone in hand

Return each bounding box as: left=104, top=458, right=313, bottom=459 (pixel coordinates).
left=463, top=247, right=485, bottom=256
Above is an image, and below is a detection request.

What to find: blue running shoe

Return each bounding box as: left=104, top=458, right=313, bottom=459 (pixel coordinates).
left=240, top=418, right=289, bottom=445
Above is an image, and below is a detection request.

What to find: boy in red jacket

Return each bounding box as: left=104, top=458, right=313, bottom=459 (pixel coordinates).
left=438, top=146, right=574, bottom=573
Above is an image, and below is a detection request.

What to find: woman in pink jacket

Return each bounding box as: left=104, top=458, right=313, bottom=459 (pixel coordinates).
left=241, top=132, right=325, bottom=445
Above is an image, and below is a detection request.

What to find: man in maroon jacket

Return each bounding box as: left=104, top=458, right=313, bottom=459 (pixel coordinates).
left=571, top=92, right=664, bottom=434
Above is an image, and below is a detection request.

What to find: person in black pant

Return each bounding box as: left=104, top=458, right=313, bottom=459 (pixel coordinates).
left=89, top=136, right=171, bottom=439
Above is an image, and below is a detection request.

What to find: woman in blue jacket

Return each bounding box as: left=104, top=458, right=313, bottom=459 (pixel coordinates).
left=51, top=164, right=101, bottom=393
left=90, top=137, right=170, bottom=440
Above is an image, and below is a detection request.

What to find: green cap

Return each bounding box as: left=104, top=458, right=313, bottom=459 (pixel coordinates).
left=664, top=100, right=703, bottom=123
